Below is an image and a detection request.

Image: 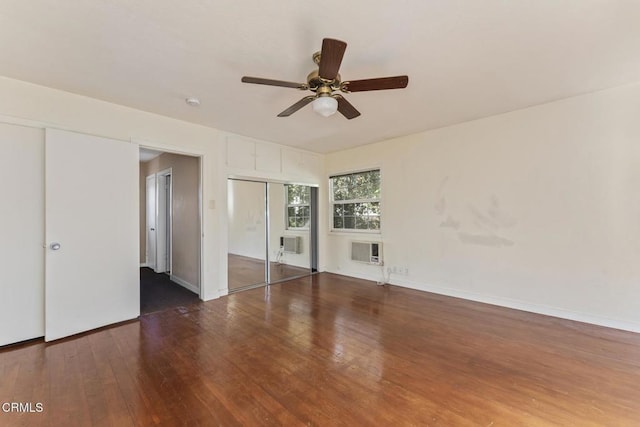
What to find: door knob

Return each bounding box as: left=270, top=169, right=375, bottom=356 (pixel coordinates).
left=50, top=242, right=61, bottom=251
left=150, top=228, right=155, bottom=231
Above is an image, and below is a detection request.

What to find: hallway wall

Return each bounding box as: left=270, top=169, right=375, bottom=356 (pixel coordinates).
left=141, top=153, right=201, bottom=289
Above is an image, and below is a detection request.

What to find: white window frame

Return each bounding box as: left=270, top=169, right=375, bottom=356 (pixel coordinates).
left=330, top=169, right=381, bottom=233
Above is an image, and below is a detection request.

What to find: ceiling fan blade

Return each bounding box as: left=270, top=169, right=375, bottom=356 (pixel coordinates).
left=341, top=75, right=409, bottom=92
left=334, top=95, right=361, bottom=120
left=318, top=38, right=347, bottom=81
left=241, top=76, right=308, bottom=90
left=277, top=96, right=316, bottom=117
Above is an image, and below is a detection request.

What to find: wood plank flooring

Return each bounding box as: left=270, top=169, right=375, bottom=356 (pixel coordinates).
left=228, top=254, right=266, bottom=290
left=2, top=273, right=640, bottom=426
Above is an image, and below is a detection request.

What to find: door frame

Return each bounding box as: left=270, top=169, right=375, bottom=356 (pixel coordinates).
left=155, top=167, right=172, bottom=274
left=138, top=143, right=204, bottom=299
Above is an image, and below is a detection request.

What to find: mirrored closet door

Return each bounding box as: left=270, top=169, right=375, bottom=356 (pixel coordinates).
left=227, top=179, right=267, bottom=291
left=267, top=183, right=311, bottom=284
left=227, top=179, right=316, bottom=292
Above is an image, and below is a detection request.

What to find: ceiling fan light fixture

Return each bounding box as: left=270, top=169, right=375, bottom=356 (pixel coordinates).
left=312, top=96, right=338, bottom=117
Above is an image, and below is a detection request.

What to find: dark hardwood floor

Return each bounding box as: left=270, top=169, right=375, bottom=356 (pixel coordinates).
left=2, top=273, right=640, bottom=426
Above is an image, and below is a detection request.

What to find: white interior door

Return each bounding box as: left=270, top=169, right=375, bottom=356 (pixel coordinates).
left=45, top=128, right=139, bottom=342
left=0, top=123, right=45, bottom=346
left=146, top=174, right=157, bottom=270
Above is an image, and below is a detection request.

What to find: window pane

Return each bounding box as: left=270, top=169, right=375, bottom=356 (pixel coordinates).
left=287, top=184, right=308, bottom=204
left=371, top=172, right=380, bottom=198
left=343, top=203, right=354, bottom=216
left=332, top=176, right=350, bottom=201
left=346, top=174, right=357, bottom=196
left=344, top=216, right=355, bottom=229
left=330, top=169, right=380, bottom=231
left=369, top=216, right=380, bottom=230
left=286, top=184, right=311, bottom=229
left=355, top=216, right=369, bottom=230
left=352, top=175, right=368, bottom=199
left=333, top=217, right=343, bottom=229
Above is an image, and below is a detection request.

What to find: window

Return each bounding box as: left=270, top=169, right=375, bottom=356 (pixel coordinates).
left=330, top=169, right=380, bottom=231
left=286, top=184, right=310, bottom=229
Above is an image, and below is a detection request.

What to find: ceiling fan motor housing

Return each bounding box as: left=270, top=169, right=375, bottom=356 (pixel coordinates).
left=306, top=69, right=341, bottom=93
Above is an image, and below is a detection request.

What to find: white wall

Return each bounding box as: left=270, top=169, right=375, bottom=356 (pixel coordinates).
left=0, top=76, right=325, bottom=310
left=142, top=153, right=201, bottom=290
left=0, top=76, right=225, bottom=301
left=6, top=73, right=637, bottom=336
left=227, top=179, right=267, bottom=260
left=326, top=83, right=640, bottom=332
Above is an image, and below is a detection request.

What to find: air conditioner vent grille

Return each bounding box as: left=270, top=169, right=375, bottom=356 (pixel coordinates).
left=281, top=236, right=302, bottom=254
left=350, top=241, right=382, bottom=265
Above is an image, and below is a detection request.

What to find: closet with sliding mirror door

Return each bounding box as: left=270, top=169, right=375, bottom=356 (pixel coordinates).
left=268, top=183, right=312, bottom=283
left=227, top=179, right=317, bottom=293
left=227, top=179, right=267, bottom=291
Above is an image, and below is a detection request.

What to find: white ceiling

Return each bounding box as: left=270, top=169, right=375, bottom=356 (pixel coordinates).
left=1, top=1, right=639, bottom=154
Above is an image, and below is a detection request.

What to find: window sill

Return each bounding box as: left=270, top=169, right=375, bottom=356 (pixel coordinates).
left=329, top=229, right=382, bottom=236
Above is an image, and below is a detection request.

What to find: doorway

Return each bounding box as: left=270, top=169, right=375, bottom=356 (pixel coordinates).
left=140, top=149, right=202, bottom=313
left=146, top=168, right=172, bottom=274
left=227, top=179, right=317, bottom=292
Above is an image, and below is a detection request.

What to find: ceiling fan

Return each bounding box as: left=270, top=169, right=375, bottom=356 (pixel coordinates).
left=241, top=38, right=408, bottom=119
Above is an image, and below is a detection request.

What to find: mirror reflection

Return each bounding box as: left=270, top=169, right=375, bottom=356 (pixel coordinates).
left=227, top=179, right=314, bottom=293
left=268, top=183, right=311, bottom=283
left=227, top=179, right=267, bottom=291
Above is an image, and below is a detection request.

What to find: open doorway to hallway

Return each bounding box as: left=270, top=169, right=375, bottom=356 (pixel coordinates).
left=139, top=148, right=201, bottom=314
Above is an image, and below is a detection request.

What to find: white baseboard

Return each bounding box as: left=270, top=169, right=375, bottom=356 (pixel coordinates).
left=139, top=263, right=149, bottom=268
left=326, top=268, right=385, bottom=284
left=170, top=274, right=200, bottom=295
left=326, top=269, right=640, bottom=334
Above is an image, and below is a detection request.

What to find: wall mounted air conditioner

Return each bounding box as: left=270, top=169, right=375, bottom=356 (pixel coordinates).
left=351, top=241, right=383, bottom=265
left=281, top=236, right=302, bottom=254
